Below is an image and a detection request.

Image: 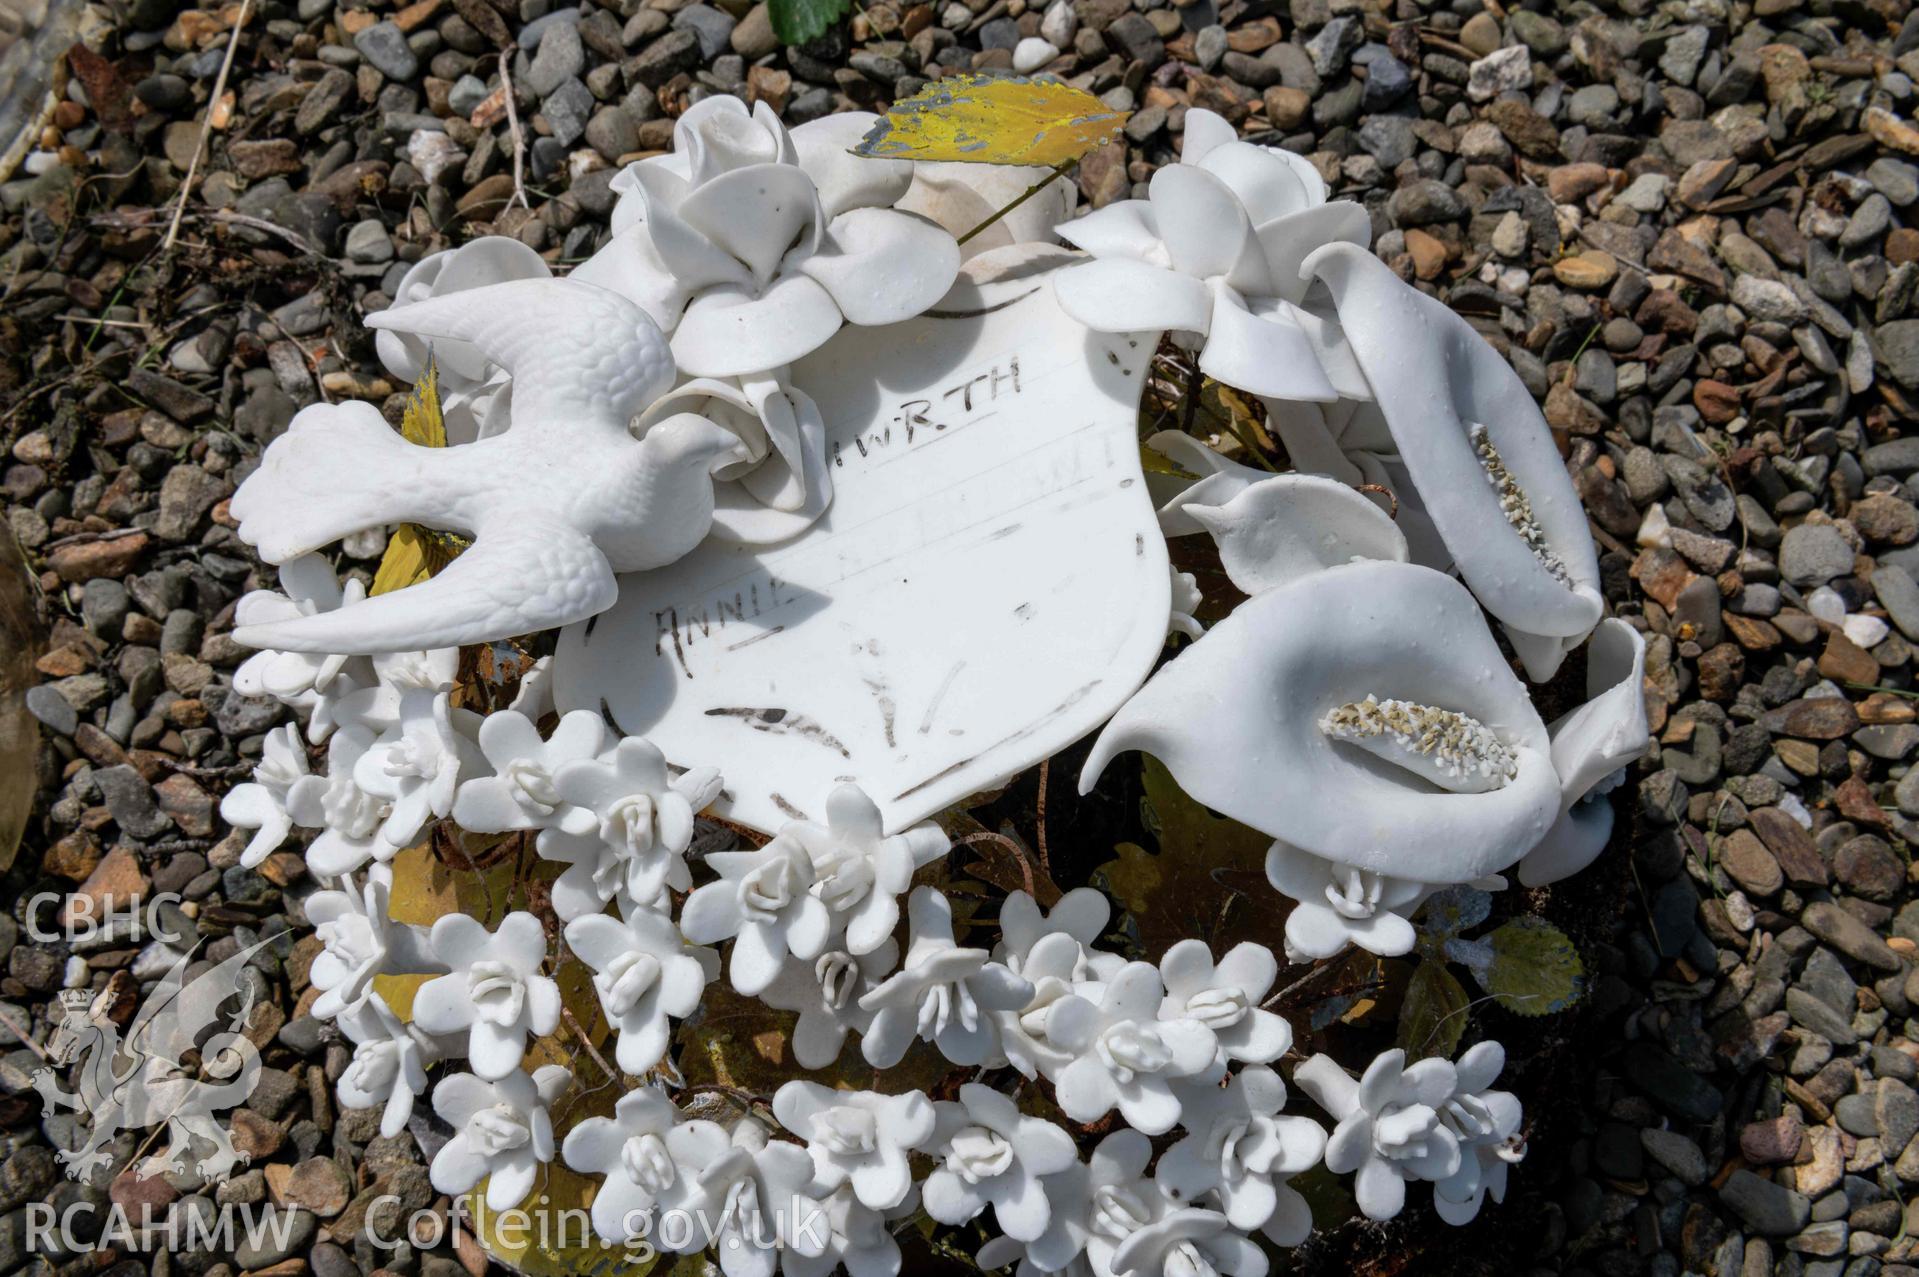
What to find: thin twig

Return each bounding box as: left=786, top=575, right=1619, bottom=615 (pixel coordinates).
left=205, top=208, right=321, bottom=256
left=1035, top=758, right=1051, bottom=877
left=0, top=1006, right=46, bottom=1061
left=496, top=54, right=530, bottom=214
left=164, top=0, right=252, bottom=252
left=958, top=158, right=1076, bottom=246
left=560, top=1005, right=618, bottom=1081
left=955, top=830, right=1037, bottom=898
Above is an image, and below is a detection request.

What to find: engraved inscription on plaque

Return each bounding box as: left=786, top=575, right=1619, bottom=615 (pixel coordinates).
left=554, top=254, right=1168, bottom=835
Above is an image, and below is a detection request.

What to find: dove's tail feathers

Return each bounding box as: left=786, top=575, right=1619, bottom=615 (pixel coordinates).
left=229, top=401, right=464, bottom=564
left=233, top=517, right=618, bottom=655
left=367, top=278, right=676, bottom=431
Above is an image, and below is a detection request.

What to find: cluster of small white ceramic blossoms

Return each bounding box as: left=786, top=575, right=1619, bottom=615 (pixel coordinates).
left=224, top=603, right=1528, bottom=1273
left=205, top=94, right=1670, bottom=1275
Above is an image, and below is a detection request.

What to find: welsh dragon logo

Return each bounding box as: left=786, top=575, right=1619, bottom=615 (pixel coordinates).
left=32, top=940, right=269, bottom=1184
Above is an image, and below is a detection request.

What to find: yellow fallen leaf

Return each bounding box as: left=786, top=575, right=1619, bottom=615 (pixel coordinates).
left=370, top=972, right=436, bottom=1021
left=854, top=74, right=1128, bottom=167
left=371, top=354, right=469, bottom=597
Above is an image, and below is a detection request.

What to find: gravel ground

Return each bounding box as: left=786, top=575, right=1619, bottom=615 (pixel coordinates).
left=5, top=0, right=1919, bottom=1273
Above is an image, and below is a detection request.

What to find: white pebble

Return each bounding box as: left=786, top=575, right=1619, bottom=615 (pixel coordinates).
left=1635, top=503, right=1672, bottom=549
left=1040, top=0, right=1077, bottom=44
left=1806, top=585, right=1849, bottom=625
left=1844, top=614, right=1890, bottom=648
left=1013, top=37, right=1060, bottom=72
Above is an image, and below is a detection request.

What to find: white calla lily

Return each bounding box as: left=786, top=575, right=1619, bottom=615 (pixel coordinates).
left=1082, top=559, right=1560, bottom=886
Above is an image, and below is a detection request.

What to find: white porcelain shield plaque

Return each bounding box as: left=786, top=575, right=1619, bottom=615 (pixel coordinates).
left=553, top=245, right=1168, bottom=835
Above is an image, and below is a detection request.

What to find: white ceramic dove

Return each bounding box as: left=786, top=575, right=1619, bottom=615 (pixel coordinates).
left=229, top=278, right=742, bottom=654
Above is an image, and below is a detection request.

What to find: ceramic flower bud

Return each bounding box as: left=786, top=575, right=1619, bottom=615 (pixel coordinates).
left=1052, top=108, right=1370, bottom=403
left=1082, top=559, right=1560, bottom=887
left=581, top=95, right=957, bottom=380
left=306, top=863, right=438, bottom=1020
left=412, top=912, right=562, bottom=1080
left=857, top=888, right=1034, bottom=1068
left=1157, top=940, right=1291, bottom=1066
left=538, top=735, right=723, bottom=919
left=773, top=1081, right=935, bottom=1212
left=760, top=941, right=898, bottom=1070
left=221, top=723, right=309, bottom=868
left=282, top=725, right=398, bottom=878
left=1303, top=242, right=1604, bottom=680
left=337, top=992, right=437, bottom=1138
left=564, top=906, right=716, bottom=1076
left=680, top=840, right=833, bottom=996
left=1045, top=962, right=1218, bottom=1135
left=634, top=373, right=832, bottom=546
left=374, top=236, right=553, bottom=443
left=562, top=1087, right=704, bottom=1244
left=1160, top=1067, right=1325, bottom=1242
left=452, top=709, right=609, bottom=833
left=993, top=931, right=1100, bottom=1080
left=430, top=1064, right=571, bottom=1210
left=354, top=682, right=483, bottom=850
left=1517, top=620, right=1651, bottom=887
left=231, top=277, right=742, bottom=654
left=779, top=783, right=950, bottom=955
left=921, top=1083, right=1077, bottom=1242
left=232, top=554, right=373, bottom=710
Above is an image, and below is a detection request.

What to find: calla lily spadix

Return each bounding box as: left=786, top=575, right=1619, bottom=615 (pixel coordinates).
left=1081, top=559, right=1560, bottom=886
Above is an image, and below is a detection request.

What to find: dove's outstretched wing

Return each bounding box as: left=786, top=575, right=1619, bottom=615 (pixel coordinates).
left=124, top=938, right=274, bottom=1071
left=234, top=516, right=617, bottom=654
left=366, top=278, right=677, bottom=430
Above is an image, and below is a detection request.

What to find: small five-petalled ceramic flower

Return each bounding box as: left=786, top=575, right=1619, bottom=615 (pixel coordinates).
left=773, top=1080, right=935, bottom=1211
left=453, top=709, right=608, bottom=833
left=429, top=1064, right=572, bottom=1210
left=680, top=839, right=832, bottom=997
left=1160, top=1066, right=1325, bottom=1241
left=564, top=905, right=715, bottom=1075
left=337, top=992, right=435, bottom=1138
left=1295, top=1045, right=1521, bottom=1223
left=306, top=862, right=432, bottom=1020
left=561, top=1086, right=703, bottom=1244
left=413, top=912, right=561, bottom=1079
left=922, top=1083, right=1077, bottom=1242
left=759, top=941, right=897, bottom=1069
left=540, top=735, right=723, bottom=917
left=1263, top=843, right=1428, bottom=962
left=220, top=723, right=309, bottom=869
left=857, top=888, right=1033, bottom=1068
left=776, top=783, right=949, bottom=955
left=1046, top=961, right=1218, bottom=1135
left=1157, top=939, right=1292, bottom=1066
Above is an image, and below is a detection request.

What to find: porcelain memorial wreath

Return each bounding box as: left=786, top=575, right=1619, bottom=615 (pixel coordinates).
left=220, top=92, right=1651, bottom=1277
